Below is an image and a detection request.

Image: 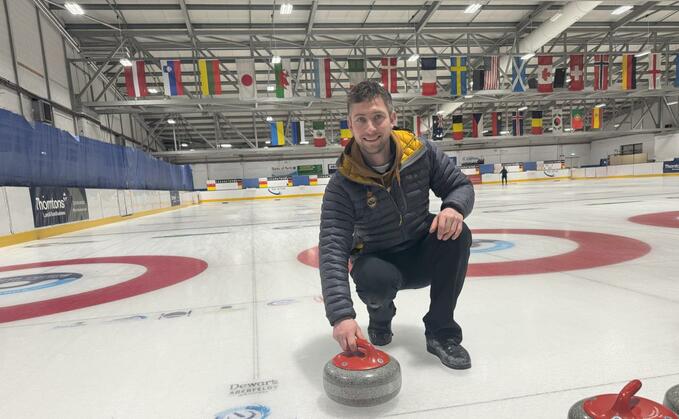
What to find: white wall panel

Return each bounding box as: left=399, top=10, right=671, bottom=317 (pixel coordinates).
left=40, top=16, right=71, bottom=108
left=53, top=109, right=74, bottom=134
left=0, top=0, right=15, bottom=82
left=654, top=133, right=679, bottom=161
left=100, top=189, right=120, bottom=217
left=5, top=186, right=34, bottom=232
left=0, top=85, right=21, bottom=114
left=85, top=189, right=103, bottom=220
left=8, top=0, right=47, bottom=98
left=0, top=187, right=11, bottom=235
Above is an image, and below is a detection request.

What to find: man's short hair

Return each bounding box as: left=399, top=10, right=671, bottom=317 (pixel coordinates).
left=347, top=80, right=394, bottom=115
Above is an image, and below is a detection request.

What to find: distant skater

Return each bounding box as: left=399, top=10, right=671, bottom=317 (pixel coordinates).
left=500, top=166, right=508, bottom=186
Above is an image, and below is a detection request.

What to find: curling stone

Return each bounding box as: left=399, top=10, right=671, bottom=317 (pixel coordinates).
left=568, top=379, right=678, bottom=419
left=323, top=338, right=401, bottom=407
left=665, top=384, right=679, bottom=414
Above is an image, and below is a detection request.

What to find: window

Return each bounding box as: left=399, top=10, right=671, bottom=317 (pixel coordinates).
left=620, top=143, right=642, bottom=155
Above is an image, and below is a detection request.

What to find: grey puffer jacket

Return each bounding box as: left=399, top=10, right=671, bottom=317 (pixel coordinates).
left=319, top=129, right=475, bottom=326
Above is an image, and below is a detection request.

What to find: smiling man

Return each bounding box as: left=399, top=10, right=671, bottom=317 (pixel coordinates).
left=319, top=80, right=475, bottom=369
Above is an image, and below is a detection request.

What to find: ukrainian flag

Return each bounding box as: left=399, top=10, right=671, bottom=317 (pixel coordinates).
left=340, top=120, right=352, bottom=140
left=270, top=121, right=285, bottom=146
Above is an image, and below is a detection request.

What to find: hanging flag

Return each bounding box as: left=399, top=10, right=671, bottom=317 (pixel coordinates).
left=569, top=54, right=584, bottom=91
left=537, top=55, right=553, bottom=93
left=484, top=56, right=499, bottom=89
left=421, top=57, right=438, bottom=96
left=450, top=56, right=468, bottom=96
left=347, top=59, right=365, bottom=88
left=472, top=69, right=484, bottom=91
left=551, top=109, right=563, bottom=134
left=471, top=113, right=483, bottom=138
left=531, top=111, right=543, bottom=135
left=432, top=114, right=444, bottom=140
left=124, top=60, right=148, bottom=98
left=490, top=112, right=502, bottom=136
left=511, top=112, right=524, bottom=136
left=314, top=58, right=332, bottom=98
left=339, top=119, right=352, bottom=146
left=593, top=54, right=609, bottom=91
left=290, top=120, right=305, bottom=145
left=622, top=54, right=637, bottom=90
left=312, top=121, right=326, bottom=147
left=571, top=108, right=584, bottom=130
left=236, top=59, right=256, bottom=100
left=412, top=115, right=423, bottom=137
left=160, top=59, right=183, bottom=96
left=592, top=107, right=603, bottom=130
left=199, top=59, right=222, bottom=95
left=511, top=56, right=527, bottom=92
left=380, top=57, right=398, bottom=93
left=275, top=59, right=292, bottom=98
left=270, top=121, right=285, bottom=146
left=675, top=55, right=679, bottom=88
left=647, top=53, right=662, bottom=89
left=452, top=115, right=464, bottom=140
left=553, top=68, right=566, bottom=88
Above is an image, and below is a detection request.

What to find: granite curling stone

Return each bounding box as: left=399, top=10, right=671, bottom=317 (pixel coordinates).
left=568, top=379, right=678, bottom=419
left=323, top=338, right=401, bottom=407
left=665, top=384, right=679, bottom=415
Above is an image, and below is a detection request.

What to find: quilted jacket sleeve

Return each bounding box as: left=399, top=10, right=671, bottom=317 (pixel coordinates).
left=426, top=140, right=475, bottom=218
left=319, top=177, right=357, bottom=325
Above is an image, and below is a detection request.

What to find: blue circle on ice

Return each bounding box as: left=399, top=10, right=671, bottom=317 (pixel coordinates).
left=0, top=272, right=81, bottom=296
left=471, top=239, right=514, bottom=253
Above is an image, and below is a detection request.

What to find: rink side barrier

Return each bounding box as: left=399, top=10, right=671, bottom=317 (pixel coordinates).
left=0, top=187, right=199, bottom=248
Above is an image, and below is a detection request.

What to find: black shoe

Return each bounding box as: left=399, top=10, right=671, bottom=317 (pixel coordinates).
left=426, top=336, right=471, bottom=369
left=367, top=327, right=393, bottom=346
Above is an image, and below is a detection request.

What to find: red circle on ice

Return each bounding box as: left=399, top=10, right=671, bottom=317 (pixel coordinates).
left=628, top=211, right=679, bottom=228
left=297, top=229, right=650, bottom=277
left=241, top=74, right=253, bottom=86
left=0, top=256, right=208, bottom=323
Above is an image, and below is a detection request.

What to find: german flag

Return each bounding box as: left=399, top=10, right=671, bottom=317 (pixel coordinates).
left=452, top=114, right=464, bottom=140
left=531, top=111, right=543, bottom=135
left=622, top=54, right=636, bottom=90
left=199, top=59, right=222, bottom=95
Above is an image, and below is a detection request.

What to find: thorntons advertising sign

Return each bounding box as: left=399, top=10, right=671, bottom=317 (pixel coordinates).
left=30, top=187, right=89, bottom=228
left=663, top=158, right=679, bottom=173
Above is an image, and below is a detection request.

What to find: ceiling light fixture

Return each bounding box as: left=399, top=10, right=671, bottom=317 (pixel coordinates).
left=407, top=53, right=420, bottom=62
left=271, top=55, right=281, bottom=64
left=181, top=143, right=188, bottom=147
left=634, top=50, right=650, bottom=58
left=280, top=3, right=293, bottom=15
left=667, top=101, right=678, bottom=106
left=266, top=116, right=273, bottom=122
left=147, top=88, right=158, bottom=94
left=521, top=53, right=535, bottom=61
left=595, top=103, right=606, bottom=108
left=550, top=12, right=563, bottom=22
left=464, top=3, right=482, bottom=14
left=119, top=58, right=133, bottom=67
left=220, top=143, right=232, bottom=148
left=267, top=85, right=275, bottom=92
left=167, top=118, right=176, bottom=124
left=64, top=2, right=84, bottom=15
left=517, top=106, right=528, bottom=111
left=611, top=5, right=633, bottom=15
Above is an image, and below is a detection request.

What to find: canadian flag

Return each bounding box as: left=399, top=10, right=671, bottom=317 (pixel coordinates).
left=124, top=60, right=148, bottom=97
left=537, top=55, right=553, bottom=93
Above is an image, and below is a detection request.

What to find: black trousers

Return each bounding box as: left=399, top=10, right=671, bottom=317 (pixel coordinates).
left=350, top=221, right=472, bottom=343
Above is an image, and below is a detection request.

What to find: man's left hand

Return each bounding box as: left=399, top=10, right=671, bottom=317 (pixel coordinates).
left=429, top=207, right=464, bottom=240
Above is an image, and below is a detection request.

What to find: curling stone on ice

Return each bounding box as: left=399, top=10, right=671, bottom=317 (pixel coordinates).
left=568, top=379, right=678, bottom=419
left=323, top=338, right=401, bottom=407
left=665, top=384, right=679, bottom=414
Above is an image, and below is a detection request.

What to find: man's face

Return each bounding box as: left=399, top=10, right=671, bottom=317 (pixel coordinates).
left=348, top=97, right=397, bottom=162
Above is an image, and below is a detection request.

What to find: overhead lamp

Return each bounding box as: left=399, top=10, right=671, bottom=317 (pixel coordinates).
left=64, top=2, right=84, bottom=15
left=517, top=106, right=528, bottom=111
left=464, top=94, right=474, bottom=99
left=464, top=3, right=482, bottom=14
left=500, top=130, right=509, bottom=135
left=148, top=87, right=159, bottom=94
left=611, top=5, right=633, bottom=15
left=407, top=53, right=420, bottom=62
left=550, top=12, right=563, bottom=22
left=119, top=58, right=133, bottom=67
left=634, top=50, right=650, bottom=58
left=614, top=123, right=621, bottom=128
left=564, top=128, right=573, bottom=132
left=167, top=118, right=176, bottom=124
left=267, top=84, right=275, bottom=92
left=436, top=110, right=445, bottom=115
left=521, top=53, right=535, bottom=61
left=271, top=55, right=281, bottom=64
left=667, top=101, right=678, bottom=105
left=595, top=103, right=606, bottom=108
left=280, top=3, right=293, bottom=15
left=266, top=116, right=273, bottom=122
left=300, top=140, right=310, bottom=145
left=220, top=143, right=232, bottom=148
left=180, top=143, right=188, bottom=147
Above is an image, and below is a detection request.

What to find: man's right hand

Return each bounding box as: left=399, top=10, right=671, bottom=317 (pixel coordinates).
left=332, top=318, right=365, bottom=352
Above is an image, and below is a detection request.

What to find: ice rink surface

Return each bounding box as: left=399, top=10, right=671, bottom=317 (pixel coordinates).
left=1, top=176, right=678, bottom=418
